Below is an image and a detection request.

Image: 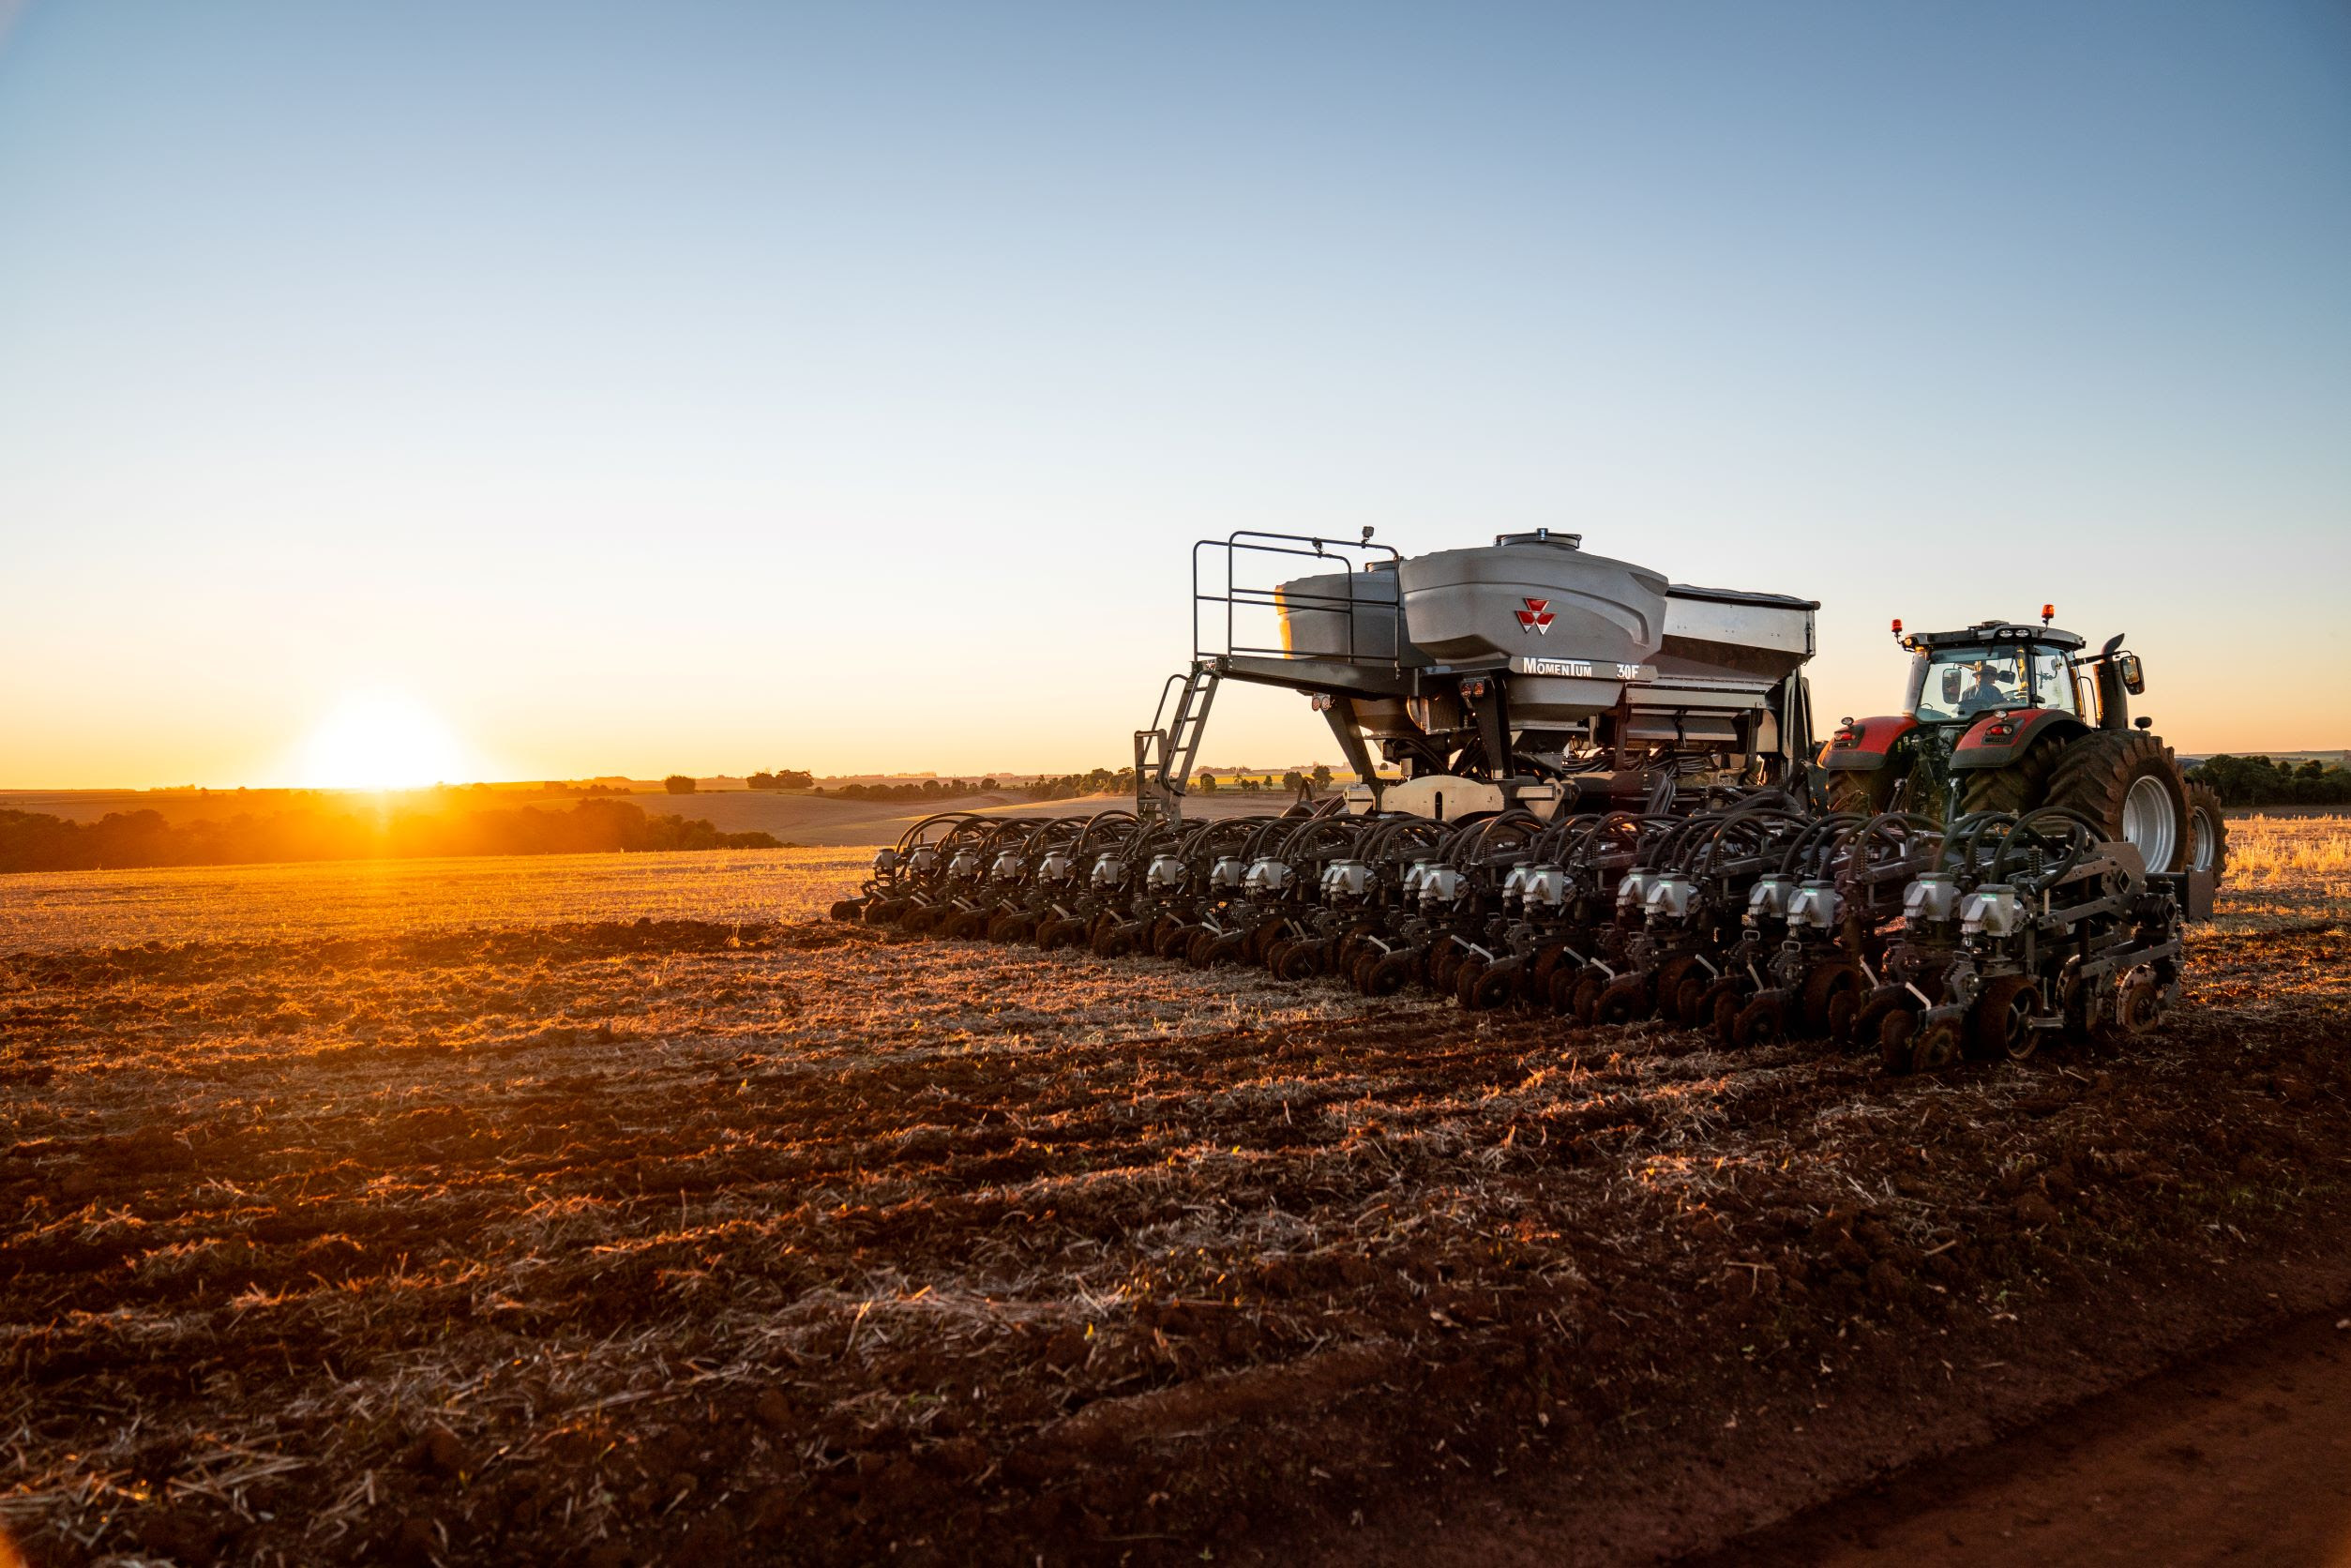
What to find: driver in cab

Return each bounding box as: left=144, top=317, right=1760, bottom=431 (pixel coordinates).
left=1959, top=661, right=2016, bottom=716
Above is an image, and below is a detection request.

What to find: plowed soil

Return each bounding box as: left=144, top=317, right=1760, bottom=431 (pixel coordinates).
left=3, top=831, right=2349, bottom=1567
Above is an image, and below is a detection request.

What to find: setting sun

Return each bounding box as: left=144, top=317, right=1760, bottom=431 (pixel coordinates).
left=295, top=688, right=472, bottom=790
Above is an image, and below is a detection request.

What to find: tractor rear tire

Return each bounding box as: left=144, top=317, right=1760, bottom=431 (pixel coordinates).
left=1958, top=735, right=2065, bottom=819
left=2043, top=731, right=2190, bottom=871
left=2186, top=781, right=2228, bottom=882
left=1825, top=770, right=1896, bottom=818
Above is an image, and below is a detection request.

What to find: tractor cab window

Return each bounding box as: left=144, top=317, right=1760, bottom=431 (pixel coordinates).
left=2031, top=647, right=2083, bottom=716
left=1909, top=645, right=2030, bottom=723
left=1908, top=642, right=2081, bottom=723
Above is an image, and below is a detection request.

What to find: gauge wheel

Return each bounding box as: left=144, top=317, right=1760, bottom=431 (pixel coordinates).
left=1970, top=974, right=2044, bottom=1060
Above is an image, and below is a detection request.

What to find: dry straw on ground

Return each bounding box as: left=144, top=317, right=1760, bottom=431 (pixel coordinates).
left=3, top=820, right=2348, bottom=1566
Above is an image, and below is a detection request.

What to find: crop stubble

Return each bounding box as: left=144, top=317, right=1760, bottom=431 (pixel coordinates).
left=3, top=824, right=2350, bottom=1566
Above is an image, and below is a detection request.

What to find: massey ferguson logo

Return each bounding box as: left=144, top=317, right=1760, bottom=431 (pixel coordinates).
left=1515, top=597, right=1554, bottom=635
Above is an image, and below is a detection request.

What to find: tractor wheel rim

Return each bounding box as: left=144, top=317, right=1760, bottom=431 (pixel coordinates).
left=2120, top=775, right=2178, bottom=870
left=2188, top=808, right=2216, bottom=873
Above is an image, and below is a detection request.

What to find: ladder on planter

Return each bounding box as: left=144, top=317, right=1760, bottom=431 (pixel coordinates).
left=1135, top=661, right=1220, bottom=823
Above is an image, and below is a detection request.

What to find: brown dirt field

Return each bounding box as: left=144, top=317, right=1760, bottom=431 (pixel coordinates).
left=3, top=824, right=2349, bottom=1567
left=1682, top=1308, right=2351, bottom=1566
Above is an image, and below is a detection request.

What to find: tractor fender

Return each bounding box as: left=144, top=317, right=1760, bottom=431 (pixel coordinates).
left=1951, top=709, right=2087, bottom=770
left=1816, top=715, right=1917, bottom=773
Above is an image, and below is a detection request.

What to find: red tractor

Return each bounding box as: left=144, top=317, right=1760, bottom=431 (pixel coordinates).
left=1817, top=610, right=2226, bottom=894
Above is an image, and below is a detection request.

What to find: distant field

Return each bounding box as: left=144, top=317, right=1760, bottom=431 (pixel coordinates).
left=0, top=787, right=1287, bottom=852
left=0, top=848, right=866, bottom=953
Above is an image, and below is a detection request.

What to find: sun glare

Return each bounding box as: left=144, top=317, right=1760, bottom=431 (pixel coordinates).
left=296, top=689, right=473, bottom=791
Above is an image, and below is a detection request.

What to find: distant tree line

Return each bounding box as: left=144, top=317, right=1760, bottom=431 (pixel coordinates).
left=1023, top=768, right=1132, bottom=802
left=814, top=777, right=1001, bottom=803
left=747, top=770, right=816, bottom=791
left=2187, top=755, right=2351, bottom=807
left=0, top=797, right=779, bottom=875
left=1195, top=765, right=1332, bottom=795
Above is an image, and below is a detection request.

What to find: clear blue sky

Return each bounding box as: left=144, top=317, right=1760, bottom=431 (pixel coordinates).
left=3, top=1, right=2345, bottom=785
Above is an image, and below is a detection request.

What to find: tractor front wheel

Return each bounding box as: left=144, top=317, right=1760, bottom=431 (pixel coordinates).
left=1958, top=734, right=2065, bottom=819
left=1825, top=769, right=1896, bottom=818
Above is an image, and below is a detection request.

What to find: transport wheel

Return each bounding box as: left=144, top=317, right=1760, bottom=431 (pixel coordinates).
left=1570, top=972, right=1607, bottom=1025
left=2185, top=781, right=2228, bottom=882
left=1825, top=770, right=1897, bottom=817
left=1909, top=1018, right=1963, bottom=1073
left=1595, top=976, right=1649, bottom=1027
left=829, top=898, right=864, bottom=923
left=1801, top=963, right=1862, bottom=1035
left=1361, top=952, right=1414, bottom=997
left=1731, top=994, right=1784, bottom=1048
left=1876, top=1005, right=1918, bottom=1075
left=2043, top=731, right=2190, bottom=871
left=1970, top=975, right=2043, bottom=1061
left=1958, top=735, right=2065, bottom=818
left=1701, top=978, right=1744, bottom=1044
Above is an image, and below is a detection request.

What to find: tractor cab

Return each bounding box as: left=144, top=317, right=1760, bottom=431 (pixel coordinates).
left=1900, top=622, right=2087, bottom=727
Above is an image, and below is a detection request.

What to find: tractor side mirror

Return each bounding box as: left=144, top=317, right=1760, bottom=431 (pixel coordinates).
left=1941, top=669, right=1964, bottom=702
left=2117, top=653, right=2145, bottom=695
